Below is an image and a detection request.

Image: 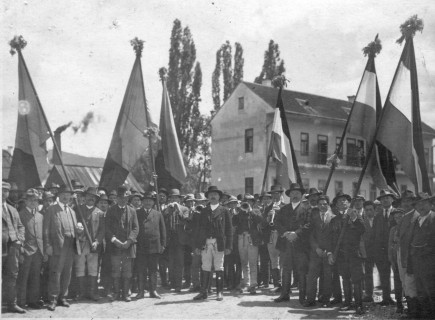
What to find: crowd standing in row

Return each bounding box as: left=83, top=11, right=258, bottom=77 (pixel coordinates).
left=2, top=180, right=435, bottom=318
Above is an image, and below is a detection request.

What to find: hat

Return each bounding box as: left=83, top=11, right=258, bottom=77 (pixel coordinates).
left=377, top=189, right=398, bottom=201
left=143, top=191, right=157, bottom=200
left=285, top=183, right=305, bottom=196
left=195, top=193, right=207, bottom=201
left=184, top=193, right=195, bottom=202
left=168, top=189, right=182, bottom=197
left=46, top=182, right=60, bottom=190
left=97, top=187, right=108, bottom=195
left=412, top=192, right=435, bottom=206
left=85, top=187, right=100, bottom=198
left=117, top=185, right=129, bottom=197
left=71, top=179, right=84, bottom=189
left=259, top=192, right=272, bottom=200
left=129, top=190, right=143, bottom=200
left=2, top=181, right=11, bottom=190
left=205, top=186, right=223, bottom=198
left=317, top=195, right=330, bottom=204
left=269, top=184, right=284, bottom=193
left=373, top=200, right=381, bottom=205
left=227, top=195, right=238, bottom=203
left=43, top=191, right=55, bottom=200
left=98, top=194, right=109, bottom=203
left=306, top=187, right=322, bottom=198
left=158, top=188, right=169, bottom=196
left=58, top=185, right=74, bottom=194
left=109, top=190, right=118, bottom=197
left=332, top=191, right=352, bottom=204
left=243, top=193, right=255, bottom=201
left=353, top=194, right=366, bottom=201
left=24, top=188, right=39, bottom=199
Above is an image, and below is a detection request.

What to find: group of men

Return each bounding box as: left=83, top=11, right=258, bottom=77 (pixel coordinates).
left=2, top=179, right=435, bottom=318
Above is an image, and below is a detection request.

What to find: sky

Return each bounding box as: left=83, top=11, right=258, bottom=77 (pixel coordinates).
left=2, top=0, right=435, bottom=158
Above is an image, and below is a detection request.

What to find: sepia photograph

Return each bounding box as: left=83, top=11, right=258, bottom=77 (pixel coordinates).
left=2, top=0, right=435, bottom=318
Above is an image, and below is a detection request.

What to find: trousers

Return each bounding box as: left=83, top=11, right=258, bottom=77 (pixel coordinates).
left=17, top=251, right=43, bottom=305
left=48, top=237, right=75, bottom=300
left=238, top=233, right=259, bottom=288
left=201, top=238, right=224, bottom=272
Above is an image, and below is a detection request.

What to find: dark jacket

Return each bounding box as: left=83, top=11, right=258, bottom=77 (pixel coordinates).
left=19, top=207, right=44, bottom=256
left=195, top=204, right=232, bottom=252
left=233, top=210, right=263, bottom=246
left=410, top=210, right=435, bottom=257
left=164, top=203, right=191, bottom=246
left=397, top=209, right=419, bottom=269
left=275, top=202, right=311, bottom=252
left=2, top=203, right=25, bottom=256
left=76, top=205, right=105, bottom=247
left=362, top=216, right=376, bottom=259
left=136, top=208, right=166, bottom=254
left=309, top=208, right=335, bottom=253
left=373, top=207, right=396, bottom=259
left=331, top=213, right=365, bottom=258
left=105, top=205, right=139, bottom=258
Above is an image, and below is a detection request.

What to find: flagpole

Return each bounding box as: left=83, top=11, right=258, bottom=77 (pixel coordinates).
left=261, top=143, right=273, bottom=194
left=323, top=34, right=379, bottom=194
left=14, top=44, right=93, bottom=246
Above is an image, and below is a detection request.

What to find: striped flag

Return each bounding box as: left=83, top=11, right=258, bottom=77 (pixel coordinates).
left=376, top=36, right=430, bottom=194
left=269, top=86, right=302, bottom=189
left=100, top=48, right=157, bottom=191
left=155, top=70, right=187, bottom=189
left=9, top=49, right=50, bottom=190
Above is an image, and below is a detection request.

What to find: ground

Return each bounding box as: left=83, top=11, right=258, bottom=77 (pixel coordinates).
left=2, top=286, right=402, bottom=319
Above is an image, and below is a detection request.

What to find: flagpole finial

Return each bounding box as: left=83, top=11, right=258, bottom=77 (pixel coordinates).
left=396, top=15, right=424, bottom=45
left=9, top=35, right=27, bottom=56
left=130, top=37, right=145, bottom=57
left=271, top=75, right=289, bottom=89
left=362, top=34, right=382, bottom=57
left=159, top=67, right=168, bottom=82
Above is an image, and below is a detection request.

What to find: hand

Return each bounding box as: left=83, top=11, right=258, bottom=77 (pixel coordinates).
left=316, top=248, right=324, bottom=257
left=286, top=232, right=298, bottom=242
left=194, top=248, right=201, bottom=256
left=121, top=240, right=131, bottom=249
left=46, top=245, right=53, bottom=256
left=328, top=254, right=335, bottom=265
left=224, top=249, right=231, bottom=255
left=91, top=241, right=99, bottom=251
left=77, top=222, right=84, bottom=234
left=15, top=240, right=22, bottom=246
left=113, top=239, right=123, bottom=248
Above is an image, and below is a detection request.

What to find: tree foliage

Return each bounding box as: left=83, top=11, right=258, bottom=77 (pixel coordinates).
left=254, top=40, right=286, bottom=84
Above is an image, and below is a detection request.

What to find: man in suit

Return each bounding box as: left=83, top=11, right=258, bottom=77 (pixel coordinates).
left=410, top=193, right=435, bottom=318
left=373, top=190, right=397, bottom=305
left=304, top=195, right=335, bottom=307
left=193, top=186, right=232, bottom=301
left=134, top=191, right=166, bottom=299
left=17, top=189, right=45, bottom=309
left=2, top=181, right=26, bottom=314
left=353, top=195, right=366, bottom=219
left=44, top=185, right=83, bottom=311
left=158, top=188, right=170, bottom=288
left=362, top=200, right=376, bottom=302
left=274, top=183, right=311, bottom=305
left=74, top=187, right=104, bottom=301
left=105, top=185, right=139, bottom=302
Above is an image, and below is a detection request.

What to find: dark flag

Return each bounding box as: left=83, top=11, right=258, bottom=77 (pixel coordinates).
left=9, top=36, right=50, bottom=191
left=100, top=39, right=156, bottom=191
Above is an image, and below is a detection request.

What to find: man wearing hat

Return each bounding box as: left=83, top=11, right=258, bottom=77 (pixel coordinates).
left=2, top=181, right=26, bottom=313
left=373, top=190, right=397, bottom=306
left=164, top=188, right=191, bottom=292
left=157, top=187, right=170, bottom=288
left=16, top=189, right=45, bottom=310
left=73, top=187, right=105, bottom=301
left=353, top=194, right=366, bottom=219
left=134, top=191, right=166, bottom=299
left=269, top=184, right=285, bottom=208
left=257, top=192, right=273, bottom=289
left=105, top=185, right=139, bottom=302
left=45, top=182, right=60, bottom=198
left=409, top=193, right=435, bottom=318
left=158, top=188, right=169, bottom=211
left=108, top=190, right=118, bottom=206
left=44, top=185, right=83, bottom=311
left=361, top=200, right=376, bottom=303
left=193, top=186, right=233, bottom=301
left=129, top=190, right=143, bottom=210
left=97, top=193, right=112, bottom=297
left=6, top=182, right=21, bottom=209
left=306, top=188, right=322, bottom=209
left=274, top=183, right=311, bottom=305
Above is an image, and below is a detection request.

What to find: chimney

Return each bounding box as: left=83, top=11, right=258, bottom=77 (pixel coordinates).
left=53, top=128, right=63, bottom=165
left=347, top=95, right=356, bottom=103
left=262, top=79, right=272, bottom=87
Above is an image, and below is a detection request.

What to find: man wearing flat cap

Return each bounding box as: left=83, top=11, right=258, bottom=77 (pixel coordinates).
left=2, top=181, right=26, bottom=313
left=17, top=189, right=45, bottom=310
left=105, top=185, right=139, bottom=302
left=193, top=186, right=232, bottom=301
left=74, top=187, right=105, bottom=301
left=135, top=191, right=166, bottom=299
left=44, top=185, right=83, bottom=311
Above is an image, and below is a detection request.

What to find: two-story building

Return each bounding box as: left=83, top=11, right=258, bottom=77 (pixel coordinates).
left=210, top=81, right=435, bottom=200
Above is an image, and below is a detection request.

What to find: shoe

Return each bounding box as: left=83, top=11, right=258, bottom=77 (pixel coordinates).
left=193, top=292, right=208, bottom=300
left=7, top=304, right=26, bottom=314
left=303, top=301, right=316, bottom=307
left=330, top=298, right=342, bottom=305
left=48, top=301, right=57, bottom=311
left=150, top=291, right=161, bottom=299
left=27, top=302, right=42, bottom=309
left=362, top=296, right=374, bottom=303
left=216, top=292, right=223, bottom=301
left=355, top=306, right=365, bottom=315
left=135, top=292, right=145, bottom=299
left=249, top=287, right=257, bottom=295
left=57, top=298, right=70, bottom=307
left=182, top=282, right=191, bottom=289
left=274, top=295, right=290, bottom=302
left=36, top=299, right=45, bottom=307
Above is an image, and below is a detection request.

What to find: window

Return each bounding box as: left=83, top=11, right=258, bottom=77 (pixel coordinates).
left=238, top=97, right=244, bottom=110
left=336, top=137, right=343, bottom=158
left=317, top=135, right=328, bottom=165
left=245, top=129, right=253, bottom=153
left=369, top=183, right=377, bottom=201
left=347, top=138, right=359, bottom=166
left=357, top=139, right=365, bottom=166
left=300, top=133, right=309, bottom=156
left=335, top=181, right=343, bottom=195
left=302, top=178, right=310, bottom=191
left=245, top=177, right=254, bottom=195
left=318, top=179, right=326, bottom=192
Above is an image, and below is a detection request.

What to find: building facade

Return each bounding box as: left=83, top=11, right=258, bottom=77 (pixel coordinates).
left=210, top=81, right=435, bottom=200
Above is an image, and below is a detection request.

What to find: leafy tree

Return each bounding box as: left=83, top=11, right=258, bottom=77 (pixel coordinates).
left=233, top=42, right=244, bottom=88
left=254, top=40, right=286, bottom=83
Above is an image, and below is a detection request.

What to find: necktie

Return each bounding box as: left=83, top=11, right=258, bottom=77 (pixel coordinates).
left=321, top=213, right=325, bottom=223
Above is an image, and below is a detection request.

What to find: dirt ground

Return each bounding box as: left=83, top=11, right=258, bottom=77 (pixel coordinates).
left=2, top=286, right=402, bottom=319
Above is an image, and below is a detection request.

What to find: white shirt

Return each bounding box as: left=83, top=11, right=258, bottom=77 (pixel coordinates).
left=86, top=205, right=94, bottom=210
left=383, top=207, right=392, bottom=219
left=210, top=203, right=219, bottom=211
left=291, top=201, right=301, bottom=210
left=367, top=217, right=374, bottom=228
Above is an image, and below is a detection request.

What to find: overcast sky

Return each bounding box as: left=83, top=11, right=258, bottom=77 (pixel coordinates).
left=2, top=0, right=435, bottom=158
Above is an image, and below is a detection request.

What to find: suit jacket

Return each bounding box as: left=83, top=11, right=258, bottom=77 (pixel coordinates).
left=195, top=204, right=232, bottom=252
left=410, top=210, right=435, bottom=257
left=362, top=217, right=376, bottom=259
left=76, top=205, right=105, bottom=244
left=19, top=207, right=44, bottom=256
left=136, top=208, right=166, bottom=254
left=43, top=203, right=81, bottom=256
left=164, top=203, right=191, bottom=246
left=233, top=210, right=263, bottom=246
left=331, top=213, right=365, bottom=258
left=275, top=202, right=311, bottom=252
left=2, top=203, right=25, bottom=256
left=397, top=209, right=419, bottom=268
left=105, top=205, right=139, bottom=258
left=373, top=207, right=396, bottom=259
left=309, top=208, right=335, bottom=253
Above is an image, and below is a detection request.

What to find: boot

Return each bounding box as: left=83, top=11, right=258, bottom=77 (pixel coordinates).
left=123, top=278, right=131, bottom=302
left=149, top=272, right=161, bottom=298
left=407, top=297, right=420, bottom=319
left=110, top=278, right=120, bottom=301
left=272, top=268, right=282, bottom=289
left=194, top=271, right=210, bottom=300
left=89, top=276, right=100, bottom=301
left=395, top=287, right=403, bottom=314
left=342, top=278, right=352, bottom=307
left=298, top=275, right=307, bottom=305
left=216, top=271, right=224, bottom=301
left=354, top=282, right=364, bottom=315
left=7, top=303, right=26, bottom=314
left=77, top=276, right=87, bottom=300
left=274, top=271, right=290, bottom=302
left=134, top=274, right=145, bottom=299
left=47, top=298, right=57, bottom=311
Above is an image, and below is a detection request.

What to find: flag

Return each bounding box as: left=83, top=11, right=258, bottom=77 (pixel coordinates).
left=9, top=50, right=50, bottom=191
left=347, top=48, right=397, bottom=192
left=100, top=52, right=156, bottom=191
left=376, top=37, right=430, bottom=193
left=269, top=86, right=302, bottom=189
left=155, top=72, right=187, bottom=189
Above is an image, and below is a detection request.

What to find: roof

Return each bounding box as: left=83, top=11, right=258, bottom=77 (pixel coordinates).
left=242, top=81, right=435, bottom=136
left=47, top=150, right=104, bottom=167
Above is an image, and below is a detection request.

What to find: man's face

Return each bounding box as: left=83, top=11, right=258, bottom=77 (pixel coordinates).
left=374, top=204, right=383, bottom=216
left=354, top=199, right=364, bottom=210
left=289, top=190, right=302, bottom=203
left=364, top=205, right=375, bottom=218
left=261, top=197, right=272, bottom=206
left=143, top=198, right=155, bottom=209
left=2, top=188, right=9, bottom=203
left=168, top=195, right=180, bottom=204
left=185, top=200, right=194, bottom=209
left=85, top=194, right=97, bottom=207
left=117, top=196, right=127, bottom=207
left=43, top=198, right=54, bottom=207
left=308, top=195, right=319, bottom=207
left=381, top=196, right=393, bottom=208
left=58, top=192, right=71, bottom=204
left=208, top=191, right=220, bottom=204
left=415, top=201, right=431, bottom=216
left=271, top=192, right=281, bottom=202
left=98, top=200, right=109, bottom=212
left=336, top=197, right=350, bottom=211
left=400, top=198, right=414, bottom=212
left=50, top=188, right=59, bottom=195
left=77, top=193, right=85, bottom=205
left=25, top=197, right=39, bottom=210
left=159, top=193, right=167, bottom=204
left=9, top=190, right=19, bottom=202
left=318, top=199, right=329, bottom=213
left=131, top=196, right=142, bottom=209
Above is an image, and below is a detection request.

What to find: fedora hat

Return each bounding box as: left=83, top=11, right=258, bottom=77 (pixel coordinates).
left=259, top=192, right=272, bottom=200
left=412, top=192, right=435, bottom=206
left=43, top=191, right=55, bottom=200
left=46, top=182, right=60, bottom=190
left=205, top=186, right=223, bottom=198
left=227, top=195, right=238, bottom=204
left=184, top=193, right=195, bottom=202
left=243, top=193, right=255, bottom=201
left=98, top=194, right=109, bottom=203
left=143, top=191, right=157, bottom=200
left=168, top=189, right=182, bottom=197
left=269, top=184, right=284, bottom=193
left=24, top=188, right=39, bottom=199
left=117, top=185, right=129, bottom=197
left=377, top=189, right=398, bottom=201
left=129, top=190, right=143, bottom=200
left=85, top=187, right=100, bottom=198
left=58, top=184, right=74, bottom=194
left=306, top=187, right=322, bottom=198
left=195, top=193, right=207, bottom=201
left=158, top=188, right=169, bottom=196
left=285, top=183, right=305, bottom=196
left=332, top=191, right=352, bottom=204
left=353, top=194, right=366, bottom=201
